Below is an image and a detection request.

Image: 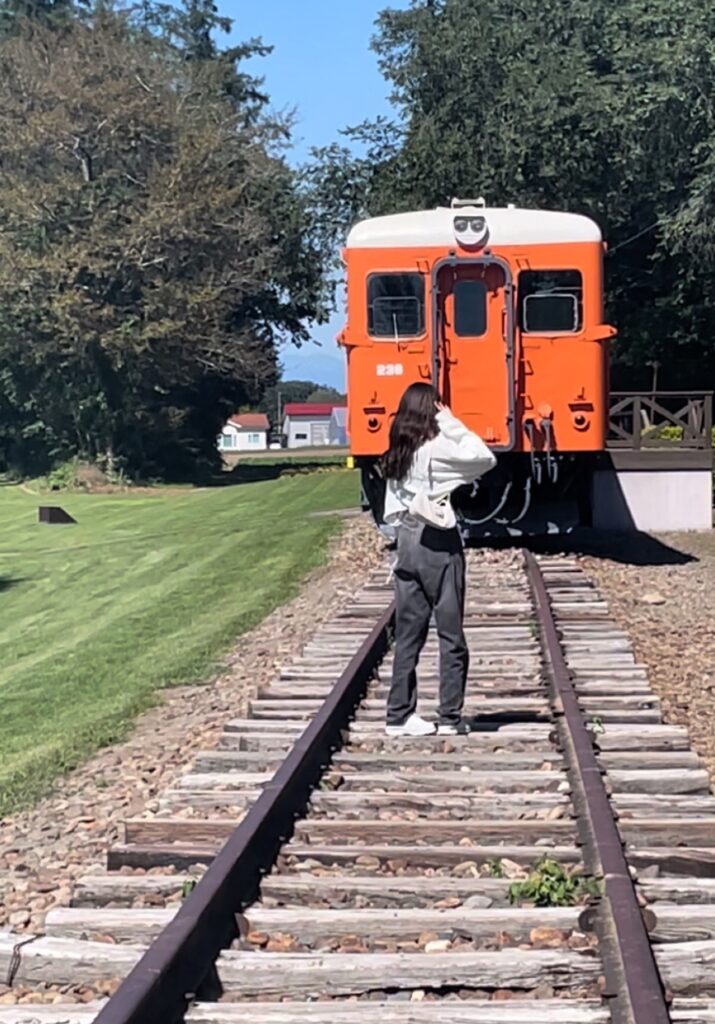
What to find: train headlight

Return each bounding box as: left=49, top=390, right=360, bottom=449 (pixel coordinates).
left=453, top=215, right=488, bottom=249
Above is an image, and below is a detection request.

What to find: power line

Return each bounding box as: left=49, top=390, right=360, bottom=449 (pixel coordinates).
left=607, top=217, right=662, bottom=256
left=607, top=178, right=713, bottom=257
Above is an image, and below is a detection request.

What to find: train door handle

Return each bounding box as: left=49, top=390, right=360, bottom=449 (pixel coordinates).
left=443, top=338, right=457, bottom=366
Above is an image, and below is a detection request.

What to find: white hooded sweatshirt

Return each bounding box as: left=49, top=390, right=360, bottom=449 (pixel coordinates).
left=383, top=408, right=497, bottom=528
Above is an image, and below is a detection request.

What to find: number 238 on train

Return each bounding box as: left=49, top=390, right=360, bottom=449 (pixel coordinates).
left=338, top=198, right=616, bottom=537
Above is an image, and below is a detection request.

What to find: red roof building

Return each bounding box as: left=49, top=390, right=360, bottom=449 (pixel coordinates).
left=282, top=403, right=342, bottom=418
left=282, top=403, right=347, bottom=449
left=218, top=411, right=270, bottom=454
left=227, top=412, right=270, bottom=431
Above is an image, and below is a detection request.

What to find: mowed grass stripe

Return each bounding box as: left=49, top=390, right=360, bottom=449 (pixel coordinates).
left=0, top=473, right=356, bottom=815
left=1, top=540, right=225, bottom=680
left=1, top=484, right=331, bottom=672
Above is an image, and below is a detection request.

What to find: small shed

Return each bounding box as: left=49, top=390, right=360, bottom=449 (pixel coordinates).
left=283, top=403, right=337, bottom=448
left=218, top=412, right=269, bottom=454
left=329, top=406, right=348, bottom=446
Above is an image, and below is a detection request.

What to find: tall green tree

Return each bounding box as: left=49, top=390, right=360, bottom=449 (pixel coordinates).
left=308, top=0, right=715, bottom=389
left=0, top=14, right=328, bottom=477
left=138, top=0, right=273, bottom=116
left=0, top=0, right=79, bottom=36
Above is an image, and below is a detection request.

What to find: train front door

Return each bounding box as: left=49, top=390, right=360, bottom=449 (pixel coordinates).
left=436, top=261, right=514, bottom=449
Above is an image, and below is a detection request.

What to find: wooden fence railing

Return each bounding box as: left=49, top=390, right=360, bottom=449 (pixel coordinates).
left=608, top=392, right=713, bottom=450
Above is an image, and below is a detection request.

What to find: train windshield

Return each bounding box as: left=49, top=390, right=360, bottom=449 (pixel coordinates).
left=520, top=270, right=583, bottom=333
left=367, top=273, right=425, bottom=338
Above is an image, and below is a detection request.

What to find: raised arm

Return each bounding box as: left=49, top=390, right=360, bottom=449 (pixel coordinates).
left=429, top=408, right=497, bottom=481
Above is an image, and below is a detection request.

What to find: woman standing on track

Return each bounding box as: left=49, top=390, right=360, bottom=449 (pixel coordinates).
left=381, top=382, right=496, bottom=737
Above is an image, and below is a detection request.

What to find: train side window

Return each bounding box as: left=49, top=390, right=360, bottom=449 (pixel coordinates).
left=520, top=270, right=583, bottom=333
left=367, top=273, right=425, bottom=338
left=454, top=280, right=487, bottom=337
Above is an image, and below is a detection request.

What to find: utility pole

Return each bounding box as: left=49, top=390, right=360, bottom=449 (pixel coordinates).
left=276, top=389, right=282, bottom=443
left=646, top=360, right=660, bottom=394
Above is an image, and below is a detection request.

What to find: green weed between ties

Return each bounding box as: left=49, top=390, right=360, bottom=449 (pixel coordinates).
left=486, top=858, right=505, bottom=878
left=508, top=858, right=600, bottom=907
left=181, top=880, right=198, bottom=900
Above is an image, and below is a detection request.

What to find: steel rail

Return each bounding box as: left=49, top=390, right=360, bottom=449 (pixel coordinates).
left=524, top=551, right=671, bottom=1024
left=94, top=600, right=395, bottom=1024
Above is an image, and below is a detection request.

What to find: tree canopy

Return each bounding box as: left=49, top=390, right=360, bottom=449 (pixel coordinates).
left=308, top=0, right=715, bottom=389
left=0, top=3, right=329, bottom=478
left=2, top=0, right=713, bottom=480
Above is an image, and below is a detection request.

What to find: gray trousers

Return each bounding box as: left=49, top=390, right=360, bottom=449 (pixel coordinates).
left=386, top=516, right=469, bottom=726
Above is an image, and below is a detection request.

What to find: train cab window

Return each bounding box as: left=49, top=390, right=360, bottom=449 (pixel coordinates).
left=520, top=270, right=583, bottom=333
left=367, top=273, right=425, bottom=338
left=454, top=280, right=487, bottom=337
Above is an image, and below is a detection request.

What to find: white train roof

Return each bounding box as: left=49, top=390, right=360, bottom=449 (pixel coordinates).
left=345, top=205, right=602, bottom=248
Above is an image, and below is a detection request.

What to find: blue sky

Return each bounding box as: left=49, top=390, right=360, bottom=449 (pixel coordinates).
left=223, top=0, right=410, bottom=390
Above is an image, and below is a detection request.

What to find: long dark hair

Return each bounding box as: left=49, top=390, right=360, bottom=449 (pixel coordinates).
left=381, top=382, right=439, bottom=481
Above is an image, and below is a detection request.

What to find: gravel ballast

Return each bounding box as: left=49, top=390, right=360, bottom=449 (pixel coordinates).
left=580, top=531, right=715, bottom=783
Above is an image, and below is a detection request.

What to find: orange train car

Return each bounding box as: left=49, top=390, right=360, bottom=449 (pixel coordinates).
left=338, top=198, right=617, bottom=537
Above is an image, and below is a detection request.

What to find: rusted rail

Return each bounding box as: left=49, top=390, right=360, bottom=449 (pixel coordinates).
left=8, top=552, right=715, bottom=1023
left=525, top=552, right=671, bottom=1024
left=93, top=602, right=395, bottom=1024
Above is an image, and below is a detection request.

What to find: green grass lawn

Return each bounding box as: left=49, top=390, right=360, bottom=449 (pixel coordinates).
left=0, top=471, right=358, bottom=816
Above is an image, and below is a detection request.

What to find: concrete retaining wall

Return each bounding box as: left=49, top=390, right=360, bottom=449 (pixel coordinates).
left=592, top=468, right=713, bottom=531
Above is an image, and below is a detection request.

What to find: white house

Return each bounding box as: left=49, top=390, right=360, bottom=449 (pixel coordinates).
left=282, top=403, right=345, bottom=449
left=218, top=412, right=269, bottom=454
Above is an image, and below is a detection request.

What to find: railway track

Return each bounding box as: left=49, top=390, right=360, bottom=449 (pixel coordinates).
left=3, top=549, right=715, bottom=1023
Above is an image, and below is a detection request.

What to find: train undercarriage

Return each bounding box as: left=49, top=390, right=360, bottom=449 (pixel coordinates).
left=358, top=452, right=595, bottom=540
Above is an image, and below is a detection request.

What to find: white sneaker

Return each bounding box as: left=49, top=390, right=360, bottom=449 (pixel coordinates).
left=437, top=721, right=471, bottom=736
left=385, top=714, right=436, bottom=737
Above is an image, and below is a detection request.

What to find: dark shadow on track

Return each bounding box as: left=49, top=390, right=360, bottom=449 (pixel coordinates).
left=0, top=577, right=22, bottom=592
left=465, top=711, right=547, bottom=732
left=467, top=529, right=697, bottom=567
